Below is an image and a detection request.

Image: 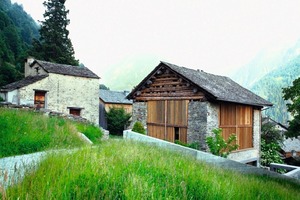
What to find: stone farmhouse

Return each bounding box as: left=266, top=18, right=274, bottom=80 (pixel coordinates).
left=99, top=89, right=132, bottom=129
left=0, top=57, right=99, bottom=124
left=127, top=61, right=272, bottom=165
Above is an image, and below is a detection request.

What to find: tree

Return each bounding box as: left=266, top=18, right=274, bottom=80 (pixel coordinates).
left=99, top=84, right=110, bottom=90
left=30, top=0, right=78, bottom=66
left=260, top=122, right=284, bottom=166
left=282, top=77, right=300, bottom=137
left=106, top=107, right=131, bottom=135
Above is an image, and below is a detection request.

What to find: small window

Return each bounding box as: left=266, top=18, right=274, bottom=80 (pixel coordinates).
left=34, top=91, right=46, bottom=109
left=69, top=108, right=81, bottom=116
left=174, top=127, right=179, bottom=141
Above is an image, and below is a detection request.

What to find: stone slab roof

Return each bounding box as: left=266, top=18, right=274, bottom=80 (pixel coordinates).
left=100, top=89, right=132, bottom=104
left=0, top=75, right=48, bottom=92
left=128, top=61, right=272, bottom=107
left=33, top=60, right=99, bottom=79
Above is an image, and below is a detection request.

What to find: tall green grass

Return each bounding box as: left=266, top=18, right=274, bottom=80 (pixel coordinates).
left=0, top=108, right=102, bottom=158
left=5, top=140, right=300, bottom=199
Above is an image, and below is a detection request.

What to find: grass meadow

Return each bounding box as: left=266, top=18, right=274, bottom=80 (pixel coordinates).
left=3, top=140, right=300, bottom=200
left=0, top=108, right=102, bottom=158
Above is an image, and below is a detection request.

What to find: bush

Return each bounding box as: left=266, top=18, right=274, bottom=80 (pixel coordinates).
left=0, top=96, right=4, bottom=102
left=106, top=107, right=131, bottom=135
left=206, top=128, right=239, bottom=158
left=261, top=123, right=284, bottom=167
left=175, top=140, right=200, bottom=150
left=132, top=121, right=145, bottom=134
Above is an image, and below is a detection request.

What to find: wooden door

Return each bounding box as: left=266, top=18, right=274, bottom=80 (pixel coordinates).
left=147, top=100, right=188, bottom=143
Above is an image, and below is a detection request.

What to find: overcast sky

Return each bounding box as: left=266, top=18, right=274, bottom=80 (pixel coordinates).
left=11, top=0, right=300, bottom=88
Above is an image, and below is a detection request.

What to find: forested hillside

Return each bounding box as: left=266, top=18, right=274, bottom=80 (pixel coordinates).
left=0, top=0, right=39, bottom=86
left=251, top=57, right=300, bottom=124
left=231, top=40, right=300, bottom=125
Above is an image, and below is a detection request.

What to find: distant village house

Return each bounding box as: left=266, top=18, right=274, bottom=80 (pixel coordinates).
left=127, top=61, right=273, bottom=165
left=99, top=89, right=132, bottom=129
left=0, top=57, right=100, bottom=124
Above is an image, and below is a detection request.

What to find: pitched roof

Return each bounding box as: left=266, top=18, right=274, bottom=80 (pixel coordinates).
left=0, top=75, right=48, bottom=92
left=33, top=60, right=99, bottom=79
left=100, top=89, right=132, bottom=104
left=128, top=61, right=273, bottom=107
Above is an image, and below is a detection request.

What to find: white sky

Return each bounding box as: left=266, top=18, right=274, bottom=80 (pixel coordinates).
left=11, top=0, right=300, bottom=89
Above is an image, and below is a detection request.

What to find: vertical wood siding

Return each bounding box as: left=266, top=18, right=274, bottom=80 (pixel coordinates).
left=220, top=103, right=253, bottom=150
left=147, top=100, right=188, bottom=143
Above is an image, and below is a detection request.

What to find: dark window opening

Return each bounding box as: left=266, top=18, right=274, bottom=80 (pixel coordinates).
left=174, top=127, right=179, bottom=141
left=34, top=91, right=46, bottom=109
left=69, top=108, right=81, bottom=116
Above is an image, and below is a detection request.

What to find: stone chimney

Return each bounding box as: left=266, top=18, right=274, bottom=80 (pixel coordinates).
left=24, top=57, right=35, bottom=77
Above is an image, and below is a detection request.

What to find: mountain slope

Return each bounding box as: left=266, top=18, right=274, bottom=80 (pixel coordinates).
left=0, top=0, right=39, bottom=86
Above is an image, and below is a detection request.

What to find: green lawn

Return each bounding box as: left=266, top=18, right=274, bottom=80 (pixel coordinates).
left=0, top=108, right=102, bottom=158
left=4, top=140, right=300, bottom=200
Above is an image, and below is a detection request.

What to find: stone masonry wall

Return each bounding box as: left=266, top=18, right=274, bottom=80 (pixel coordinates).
left=130, top=102, right=147, bottom=129
left=187, top=101, right=219, bottom=151
left=18, top=73, right=99, bottom=124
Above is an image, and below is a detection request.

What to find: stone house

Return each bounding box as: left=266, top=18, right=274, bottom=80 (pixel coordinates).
left=99, top=89, right=132, bottom=129
left=0, top=57, right=100, bottom=124
left=127, top=61, right=272, bottom=164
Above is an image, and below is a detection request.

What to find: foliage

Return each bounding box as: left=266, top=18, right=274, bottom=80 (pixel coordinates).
left=250, top=56, right=300, bottom=125
left=5, top=140, right=300, bottom=199
left=76, top=122, right=103, bottom=144
left=0, top=108, right=98, bottom=158
left=175, top=140, right=200, bottom=150
left=0, top=1, right=39, bottom=86
left=206, top=128, right=239, bottom=158
left=261, top=122, right=283, bottom=144
left=132, top=121, right=145, bottom=134
left=260, top=123, right=284, bottom=167
left=30, top=0, right=78, bottom=66
left=106, top=107, right=131, bottom=135
left=0, top=96, right=4, bottom=102
left=282, top=76, right=300, bottom=137
left=260, top=139, right=283, bottom=167
left=99, top=84, right=110, bottom=90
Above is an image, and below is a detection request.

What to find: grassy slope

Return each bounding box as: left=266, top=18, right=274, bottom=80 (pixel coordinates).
left=5, top=140, right=300, bottom=200
left=0, top=108, right=102, bottom=158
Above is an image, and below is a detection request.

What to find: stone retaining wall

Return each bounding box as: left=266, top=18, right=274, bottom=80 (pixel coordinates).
left=123, top=130, right=300, bottom=183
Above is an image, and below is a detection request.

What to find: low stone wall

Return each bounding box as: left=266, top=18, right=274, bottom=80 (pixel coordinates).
left=123, top=130, right=300, bottom=183
left=0, top=103, right=89, bottom=124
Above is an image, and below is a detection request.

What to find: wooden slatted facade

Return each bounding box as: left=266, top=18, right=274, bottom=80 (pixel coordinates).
left=134, top=66, right=204, bottom=143
left=219, top=103, right=253, bottom=150
left=147, top=100, right=188, bottom=143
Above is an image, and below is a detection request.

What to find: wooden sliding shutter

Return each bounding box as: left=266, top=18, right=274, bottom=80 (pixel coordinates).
left=147, top=100, right=188, bottom=143
left=220, top=103, right=253, bottom=150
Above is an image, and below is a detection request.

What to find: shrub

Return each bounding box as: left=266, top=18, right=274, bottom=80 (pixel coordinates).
left=206, top=128, right=239, bottom=158
left=261, top=123, right=284, bottom=167
left=175, top=140, right=200, bottom=150
left=106, top=107, right=131, bottom=135
left=0, top=96, right=4, bottom=102
left=132, top=121, right=145, bottom=134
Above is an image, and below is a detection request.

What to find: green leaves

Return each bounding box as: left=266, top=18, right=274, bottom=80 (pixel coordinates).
left=205, top=128, right=239, bottom=158
left=106, top=107, right=131, bottom=135
left=30, top=0, right=78, bottom=66
left=282, top=76, right=300, bottom=137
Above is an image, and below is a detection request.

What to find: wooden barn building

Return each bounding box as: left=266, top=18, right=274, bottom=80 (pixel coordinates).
left=127, top=61, right=272, bottom=164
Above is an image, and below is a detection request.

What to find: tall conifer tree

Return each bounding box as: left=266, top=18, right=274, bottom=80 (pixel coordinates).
left=31, top=0, right=78, bottom=66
